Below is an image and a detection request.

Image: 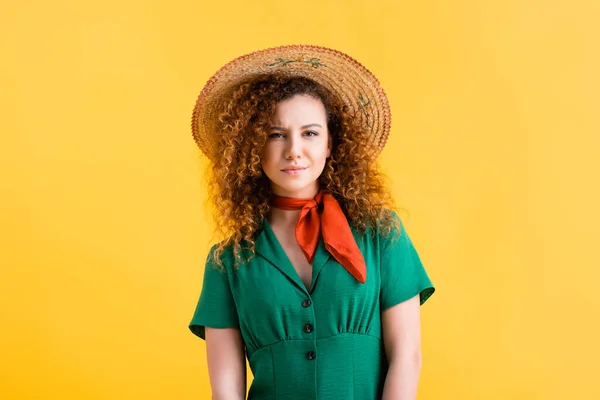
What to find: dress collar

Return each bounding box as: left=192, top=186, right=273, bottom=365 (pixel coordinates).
left=254, top=218, right=331, bottom=294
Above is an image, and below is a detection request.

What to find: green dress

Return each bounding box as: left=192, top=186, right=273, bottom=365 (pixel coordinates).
left=189, top=212, right=435, bottom=399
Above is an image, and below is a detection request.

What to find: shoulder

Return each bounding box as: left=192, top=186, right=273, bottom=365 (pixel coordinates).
left=352, top=208, right=403, bottom=241
left=206, top=232, right=258, bottom=272
left=205, top=238, right=236, bottom=271
left=346, top=209, right=405, bottom=257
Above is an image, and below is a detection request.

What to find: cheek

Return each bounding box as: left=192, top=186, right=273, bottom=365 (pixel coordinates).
left=260, top=145, right=276, bottom=168
left=320, top=143, right=331, bottom=161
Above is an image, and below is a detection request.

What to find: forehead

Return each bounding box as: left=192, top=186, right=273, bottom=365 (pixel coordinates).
left=272, top=94, right=327, bottom=123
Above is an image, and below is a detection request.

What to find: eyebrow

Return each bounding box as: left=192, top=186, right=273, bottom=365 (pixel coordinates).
left=270, top=124, right=323, bottom=130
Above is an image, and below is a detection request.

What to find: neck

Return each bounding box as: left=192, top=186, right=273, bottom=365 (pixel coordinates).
left=268, top=186, right=322, bottom=227
left=267, top=207, right=301, bottom=229
left=271, top=182, right=320, bottom=200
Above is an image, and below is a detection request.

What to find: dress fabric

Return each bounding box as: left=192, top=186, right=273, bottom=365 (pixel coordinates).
left=189, top=212, right=435, bottom=400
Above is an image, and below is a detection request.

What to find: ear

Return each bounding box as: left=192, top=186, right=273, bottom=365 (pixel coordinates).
left=326, top=135, right=332, bottom=158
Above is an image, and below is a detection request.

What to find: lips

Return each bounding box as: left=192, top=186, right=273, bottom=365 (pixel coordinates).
left=282, top=167, right=307, bottom=171
left=281, top=166, right=308, bottom=175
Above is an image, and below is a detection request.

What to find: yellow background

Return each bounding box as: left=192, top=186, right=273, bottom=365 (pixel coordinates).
left=2, top=0, right=599, bottom=398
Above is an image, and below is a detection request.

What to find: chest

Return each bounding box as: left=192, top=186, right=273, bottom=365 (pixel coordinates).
left=228, top=231, right=383, bottom=357
left=270, top=226, right=314, bottom=291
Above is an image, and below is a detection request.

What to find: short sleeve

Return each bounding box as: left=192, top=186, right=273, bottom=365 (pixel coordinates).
left=380, top=213, right=435, bottom=310
left=188, top=245, right=240, bottom=340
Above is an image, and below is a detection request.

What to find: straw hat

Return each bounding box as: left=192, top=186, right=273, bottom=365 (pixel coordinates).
left=191, top=44, right=391, bottom=161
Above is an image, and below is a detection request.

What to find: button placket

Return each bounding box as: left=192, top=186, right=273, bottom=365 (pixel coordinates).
left=300, top=296, right=317, bottom=364
left=301, top=298, right=314, bottom=334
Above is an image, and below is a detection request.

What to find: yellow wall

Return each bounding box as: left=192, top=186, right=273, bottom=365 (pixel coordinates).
left=2, top=0, right=599, bottom=398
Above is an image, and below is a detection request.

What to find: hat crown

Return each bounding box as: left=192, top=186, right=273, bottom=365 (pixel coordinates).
left=191, top=44, right=391, bottom=161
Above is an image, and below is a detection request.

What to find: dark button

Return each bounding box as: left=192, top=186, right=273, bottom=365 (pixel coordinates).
left=306, top=351, right=316, bottom=360
left=303, top=323, right=313, bottom=333
left=302, top=299, right=311, bottom=308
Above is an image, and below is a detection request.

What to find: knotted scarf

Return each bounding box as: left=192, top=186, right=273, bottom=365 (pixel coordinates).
left=270, top=190, right=367, bottom=284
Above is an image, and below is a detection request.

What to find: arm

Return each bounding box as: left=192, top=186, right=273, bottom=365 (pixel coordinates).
left=205, top=327, right=247, bottom=400
left=381, top=294, right=423, bottom=400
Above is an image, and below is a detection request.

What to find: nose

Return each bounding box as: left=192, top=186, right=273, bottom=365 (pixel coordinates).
left=284, top=133, right=302, bottom=160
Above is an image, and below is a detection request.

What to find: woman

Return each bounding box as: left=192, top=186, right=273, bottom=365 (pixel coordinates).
left=188, top=45, right=435, bottom=400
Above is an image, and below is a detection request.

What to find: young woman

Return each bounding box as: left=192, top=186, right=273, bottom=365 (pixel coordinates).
left=188, top=45, right=435, bottom=400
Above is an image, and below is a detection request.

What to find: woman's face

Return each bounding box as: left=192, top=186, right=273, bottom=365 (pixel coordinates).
left=261, top=94, right=331, bottom=198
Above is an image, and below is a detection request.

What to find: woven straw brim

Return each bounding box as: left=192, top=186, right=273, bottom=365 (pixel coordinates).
left=191, top=44, right=391, bottom=162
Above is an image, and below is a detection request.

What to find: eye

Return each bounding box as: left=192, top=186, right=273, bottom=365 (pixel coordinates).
left=304, top=130, right=318, bottom=137
left=268, top=133, right=284, bottom=139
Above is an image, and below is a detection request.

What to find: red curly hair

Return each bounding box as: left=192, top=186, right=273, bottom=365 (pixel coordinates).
left=204, top=73, right=400, bottom=267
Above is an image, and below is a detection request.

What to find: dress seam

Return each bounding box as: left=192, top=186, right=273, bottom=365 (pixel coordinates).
left=270, top=346, right=276, bottom=398
left=326, top=331, right=382, bottom=342
left=352, top=334, right=356, bottom=400
left=250, top=331, right=382, bottom=358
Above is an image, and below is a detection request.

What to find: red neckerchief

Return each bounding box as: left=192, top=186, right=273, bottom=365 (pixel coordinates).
left=270, top=190, right=367, bottom=284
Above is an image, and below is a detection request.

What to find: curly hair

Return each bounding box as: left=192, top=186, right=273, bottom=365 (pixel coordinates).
left=204, top=73, right=400, bottom=268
